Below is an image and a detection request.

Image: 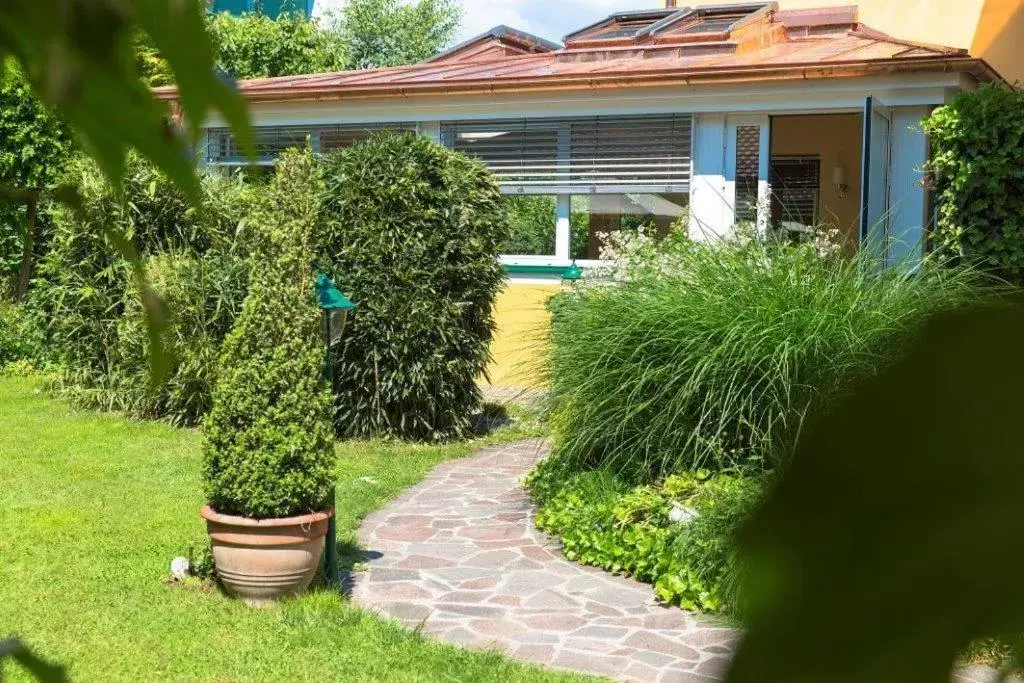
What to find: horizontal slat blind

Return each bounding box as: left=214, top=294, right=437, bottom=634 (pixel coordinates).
left=440, top=114, right=692, bottom=194
left=205, top=123, right=415, bottom=164
left=770, top=156, right=820, bottom=227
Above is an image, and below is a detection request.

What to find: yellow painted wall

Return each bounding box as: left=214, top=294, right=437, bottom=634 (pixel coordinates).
left=770, top=113, right=863, bottom=252
left=670, top=0, right=1024, bottom=83
left=483, top=280, right=559, bottom=388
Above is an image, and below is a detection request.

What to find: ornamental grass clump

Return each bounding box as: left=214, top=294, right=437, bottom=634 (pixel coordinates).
left=202, top=149, right=335, bottom=519
left=546, top=236, right=991, bottom=482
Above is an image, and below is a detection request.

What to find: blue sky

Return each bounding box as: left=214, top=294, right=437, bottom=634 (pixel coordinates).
left=315, top=1, right=662, bottom=45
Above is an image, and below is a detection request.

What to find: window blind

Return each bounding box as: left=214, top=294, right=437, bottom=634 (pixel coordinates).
left=205, top=123, right=415, bottom=165
left=770, top=156, right=820, bottom=227
left=440, top=114, right=692, bottom=195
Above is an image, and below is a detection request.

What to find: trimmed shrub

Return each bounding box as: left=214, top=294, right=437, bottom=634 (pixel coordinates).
left=546, top=235, right=989, bottom=481
left=203, top=149, right=335, bottom=519
left=319, top=132, right=509, bottom=441
left=530, top=462, right=764, bottom=614
left=924, top=83, right=1024, bottom=282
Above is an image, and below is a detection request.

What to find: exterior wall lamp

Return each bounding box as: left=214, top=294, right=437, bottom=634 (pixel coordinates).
left=833, top=165, right=849, bottom=199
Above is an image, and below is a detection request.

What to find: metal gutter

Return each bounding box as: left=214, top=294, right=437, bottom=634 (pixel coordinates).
left=154, top=56, right=999, bottom=104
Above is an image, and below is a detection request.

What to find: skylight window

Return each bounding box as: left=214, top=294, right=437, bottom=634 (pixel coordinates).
left=656, top=3, right=775, bottom=39
left=565, top=9, right=677, bottom=44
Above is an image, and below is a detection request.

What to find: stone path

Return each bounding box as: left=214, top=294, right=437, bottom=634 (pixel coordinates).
left=352, top=439, right=740, bottom=682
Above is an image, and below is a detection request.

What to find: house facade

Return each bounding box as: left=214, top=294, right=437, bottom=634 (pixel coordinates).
left=159, top=2, right=1009, bottom=388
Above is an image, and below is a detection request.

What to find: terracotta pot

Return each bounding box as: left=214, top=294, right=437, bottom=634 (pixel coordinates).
left=201, top=505, right=332, bottom=606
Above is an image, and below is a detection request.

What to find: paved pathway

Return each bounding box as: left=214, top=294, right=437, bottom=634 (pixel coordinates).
left=352, top=439, right=740, bottom=682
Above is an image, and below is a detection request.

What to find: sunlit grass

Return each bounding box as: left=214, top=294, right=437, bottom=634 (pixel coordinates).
left=0, top=375, right=580, bottom=682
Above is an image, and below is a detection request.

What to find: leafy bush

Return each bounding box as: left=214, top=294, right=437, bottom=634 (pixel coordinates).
left=203, top=149, right=335, bottom=519
left=36, top=156, right=256, bottom=424
left=530, top=462, right=764, bottom=614
left=319, top=132, right=509, bottom=440
left=0, top=67, right=73, bottom=288
left=0, top=300, right=44, bottom=369
left=924, top=83, right=1024, bottom=282
left=546, top=234, right=989, bottom=481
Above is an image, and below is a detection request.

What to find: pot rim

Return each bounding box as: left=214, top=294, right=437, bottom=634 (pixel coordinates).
left=201, top=504, right=333, bottom=528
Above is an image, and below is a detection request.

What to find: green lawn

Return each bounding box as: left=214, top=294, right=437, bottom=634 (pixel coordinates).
left=0, top=375, right=582, bottom=682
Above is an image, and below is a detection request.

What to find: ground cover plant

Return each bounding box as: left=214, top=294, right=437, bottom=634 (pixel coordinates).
left=0, top=374, right=574, bottom=682
left=530, top=464, right=763, bottom=614
left=319, top=132, right=510, bottom=441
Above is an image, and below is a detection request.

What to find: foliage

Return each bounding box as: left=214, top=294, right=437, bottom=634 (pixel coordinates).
left=0, top=300, right=44, bottom=369
left=340, top=0, right=462, bottom=69
left=503, top=195, right=557, bottom=256
left=206, top=12, right=348, bottom=82
left=924, top=83, right=1024, bottom=282
left=202, top=149, right=335, bottom=519
left=138, top=13, right=349, bottom=86
left=728, top=303, right=1024, bottom=683
left=36, top=156, right=255, bottom=425
left=501, top=195, right=589, bottom=258
left=546, top=234, right=991, bottom=482
left=0, top=374, right=573, bottom=681
left=319, top=132, right=509, bottom=441
left=530, top=462, right=764, bottom=614
left=0, top=0, right=252, bottom=204
left=0, top=67, right=73, bottom=287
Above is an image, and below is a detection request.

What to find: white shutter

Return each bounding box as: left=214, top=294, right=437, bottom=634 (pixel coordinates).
left=441, top=114, right=692, bottom=195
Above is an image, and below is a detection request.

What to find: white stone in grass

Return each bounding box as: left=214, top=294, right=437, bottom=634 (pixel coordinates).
left=669, top=502, right=699, bottom=524
left=170, top=557, right=190, bottom=581
left=358, top=477, right=379, bottom=486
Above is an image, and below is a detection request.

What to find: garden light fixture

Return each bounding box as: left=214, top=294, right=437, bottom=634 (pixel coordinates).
left=562, top=261, right=583, bottom=282
left=315, top=273, right=357, bottom=587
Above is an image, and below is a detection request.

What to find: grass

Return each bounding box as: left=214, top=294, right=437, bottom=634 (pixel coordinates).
left=0, top=375, right=584, bottom=682
left=546, top=241, right=990, bottom=481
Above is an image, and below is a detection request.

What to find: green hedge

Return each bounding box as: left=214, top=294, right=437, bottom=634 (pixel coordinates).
left=319, top=133, right=509, bottom=441
left=924, top=83, right=1024, bottom=282
left=36, top=156, right=255, bottom=424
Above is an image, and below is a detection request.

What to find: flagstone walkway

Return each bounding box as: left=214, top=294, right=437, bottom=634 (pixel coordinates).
left=351, top=439, right=740, bottom=682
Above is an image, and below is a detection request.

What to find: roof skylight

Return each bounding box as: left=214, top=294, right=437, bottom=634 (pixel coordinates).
left=564, top=9, right=680, bottom=44
left=658, top=3, right=775, bottom=38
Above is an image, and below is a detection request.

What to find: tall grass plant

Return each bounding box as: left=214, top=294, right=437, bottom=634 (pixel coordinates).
left=546, top=235, right=992, bottom=481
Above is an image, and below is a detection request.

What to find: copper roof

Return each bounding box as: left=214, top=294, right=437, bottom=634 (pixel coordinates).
left=154, top=4, right=997, bottom=104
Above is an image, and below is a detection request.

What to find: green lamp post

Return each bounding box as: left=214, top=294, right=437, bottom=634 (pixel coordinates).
left=315, top=273, right=357, bottom=587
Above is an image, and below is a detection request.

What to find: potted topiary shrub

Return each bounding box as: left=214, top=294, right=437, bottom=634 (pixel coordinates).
left=200, top=149, right=336, bottom=605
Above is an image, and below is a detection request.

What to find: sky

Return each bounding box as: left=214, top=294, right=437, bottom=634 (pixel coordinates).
left=314, top=0, right=663, bottom=45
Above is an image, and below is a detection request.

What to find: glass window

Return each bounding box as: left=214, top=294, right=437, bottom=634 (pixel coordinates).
left=569, top=193, right=689, bottom=260
left=501, top=195, right=557, bottom=256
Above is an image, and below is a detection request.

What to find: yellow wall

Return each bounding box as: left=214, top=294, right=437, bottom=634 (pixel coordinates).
left=483, top=280, right=559, bottom=388
left=670, top=0, right=1024, bottom=83
left=770, top=113, right=863, bottom=252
